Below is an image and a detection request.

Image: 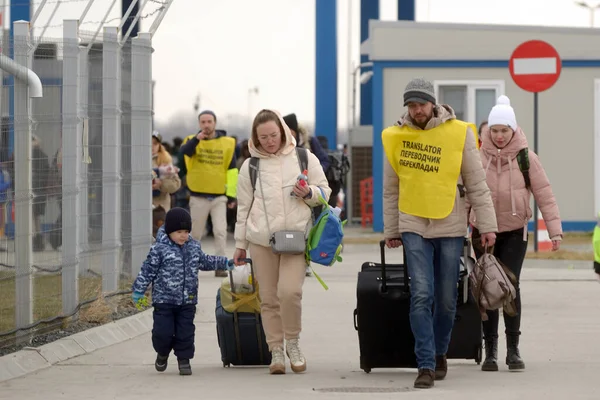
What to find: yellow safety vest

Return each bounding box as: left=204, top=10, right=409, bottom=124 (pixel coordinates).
left=382, top=120, right=475, bottom=219
left=183, top=135, right=236, bottom=195
left=226, top=168, right=239, bottom=198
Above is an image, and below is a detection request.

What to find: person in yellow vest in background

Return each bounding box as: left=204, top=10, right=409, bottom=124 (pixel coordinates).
left=181, top=110, right=238, bottom=277
left=593, top=213, right=600, bottom=280
left=382, top=78, right=498, bottom=389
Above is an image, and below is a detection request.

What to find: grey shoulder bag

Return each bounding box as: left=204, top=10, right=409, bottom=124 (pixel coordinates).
left=253, top=163, right=307, bottom=255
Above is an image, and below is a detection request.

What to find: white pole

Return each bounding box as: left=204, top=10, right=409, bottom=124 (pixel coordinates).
left=130, top=32, right=153, bottom=278
left=13, top=20, right=33, bottom=332
left=61, top=19, right=80, bottom=315
left=78, top=27, right=90, bottom=276
left=101, top=26, right=121, bottom=293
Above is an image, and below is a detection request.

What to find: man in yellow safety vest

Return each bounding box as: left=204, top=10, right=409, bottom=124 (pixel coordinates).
left=181, top=110, right=238, bottom=277
left=382, top=78, right=497, bottom=389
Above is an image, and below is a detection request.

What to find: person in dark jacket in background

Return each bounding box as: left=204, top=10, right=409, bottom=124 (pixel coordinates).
left=132, top=208, right=234, bottom=375
left=283, top=113, right=330, bottom=172
left=32, top=135, right=50, bottom=251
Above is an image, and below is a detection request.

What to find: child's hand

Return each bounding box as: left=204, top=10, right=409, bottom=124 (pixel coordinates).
left=131, top=292, right=148, bottom=310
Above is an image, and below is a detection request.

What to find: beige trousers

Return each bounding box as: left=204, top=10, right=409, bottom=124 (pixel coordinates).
left=189, top=195, right=227, bottom=256
left=249, top=243, right=306, bottom=351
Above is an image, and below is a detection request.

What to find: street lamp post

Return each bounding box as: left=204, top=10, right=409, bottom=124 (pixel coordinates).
left=575, top=1, right=600, bottom=27
left=351, top=61, right=374, bottom=128
left=248, top=86, right=259, bottom=121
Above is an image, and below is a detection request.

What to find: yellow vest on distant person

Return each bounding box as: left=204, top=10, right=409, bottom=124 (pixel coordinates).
left=183, top=135, right=236, bottom=195
left=382, top=120, right=475, bottom=219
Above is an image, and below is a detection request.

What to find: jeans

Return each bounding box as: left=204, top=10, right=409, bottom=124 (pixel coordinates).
left=402, top=232, right=464, bottom=370
left=472, top=227, right=527, bottom=339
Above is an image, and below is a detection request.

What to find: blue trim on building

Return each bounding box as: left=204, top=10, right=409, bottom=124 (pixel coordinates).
left=398, top=0, right=416, bottom=20
left=9, top=0, right=31, bottom=155
left=371, top=58, right=600, bottom=232
left=527, top=221, right=596, bottom=232
left=372, top=63, right=384, bottom=232
left=2, top=78, right=62, bottom=87
left=315, top=0, right=338, bottom=150
left=359, top=0, right=378, bottom=127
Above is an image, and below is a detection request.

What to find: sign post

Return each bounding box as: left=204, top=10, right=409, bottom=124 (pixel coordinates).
left=509, top=40, right=562, bottom=252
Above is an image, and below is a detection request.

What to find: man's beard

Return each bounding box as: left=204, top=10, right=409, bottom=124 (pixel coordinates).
left=413, top=115, right=431, bottom=130
left=204, top=128, right=215, bottom=137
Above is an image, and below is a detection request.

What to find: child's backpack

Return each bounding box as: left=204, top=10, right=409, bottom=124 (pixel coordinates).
left=306, top=195, right=346, bottom=267
left=516, top=148, right=531, bottom=189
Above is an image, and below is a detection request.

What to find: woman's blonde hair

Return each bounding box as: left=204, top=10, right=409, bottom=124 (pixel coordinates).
left=251, top=110, right=286, bottom=150
left=153, top=138, right=172, bottom=166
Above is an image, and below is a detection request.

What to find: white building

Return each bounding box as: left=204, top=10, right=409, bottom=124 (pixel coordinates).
left=350, top=20, right=600, bottom=233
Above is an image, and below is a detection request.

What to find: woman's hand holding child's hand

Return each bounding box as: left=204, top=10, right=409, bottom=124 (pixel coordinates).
left=233, top=248, right=247, bottom=266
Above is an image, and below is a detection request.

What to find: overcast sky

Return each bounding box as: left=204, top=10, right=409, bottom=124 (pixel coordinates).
left=11, top=0, right=600, bottom=128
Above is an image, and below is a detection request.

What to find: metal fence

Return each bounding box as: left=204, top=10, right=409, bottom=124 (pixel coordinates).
left=0, top=3, right=172, bottom=341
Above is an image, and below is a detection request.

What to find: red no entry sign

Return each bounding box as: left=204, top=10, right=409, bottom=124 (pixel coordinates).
left=509, top=40, right=562, bottom=93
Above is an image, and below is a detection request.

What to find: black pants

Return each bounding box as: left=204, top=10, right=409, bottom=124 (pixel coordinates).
left=152, top=304, right=196, bottom=360
left=472, top=227, right=527, bottom=339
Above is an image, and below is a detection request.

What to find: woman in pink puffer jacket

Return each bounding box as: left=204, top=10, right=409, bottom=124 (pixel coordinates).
left=470, top=95, right=562, bottom=373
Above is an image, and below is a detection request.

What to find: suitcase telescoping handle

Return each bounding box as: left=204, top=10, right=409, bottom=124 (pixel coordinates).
left=228, top=258, right=257, bottom=295
left=379, top=239, right=409, bottom=294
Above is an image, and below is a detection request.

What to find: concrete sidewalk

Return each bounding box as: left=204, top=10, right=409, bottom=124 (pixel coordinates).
left=0, top=243, right=599, bottom=399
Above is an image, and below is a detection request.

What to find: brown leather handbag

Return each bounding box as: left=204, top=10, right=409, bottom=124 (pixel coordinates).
left=469, top=246, right=518, bottom=321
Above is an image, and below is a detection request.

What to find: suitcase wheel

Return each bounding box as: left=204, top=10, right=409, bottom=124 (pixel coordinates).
left=363, top=368, right=371, bottom=373
left=223, top=362, right=230, bottom=368
left=475, top=345, right=483, bottom=365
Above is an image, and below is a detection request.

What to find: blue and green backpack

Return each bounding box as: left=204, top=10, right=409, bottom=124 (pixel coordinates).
left=306, top=195, right=346, bottom=267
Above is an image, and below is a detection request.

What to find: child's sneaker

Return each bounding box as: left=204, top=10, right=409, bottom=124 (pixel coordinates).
left=269, top=347, right=286, bottom=375
left=286, top=338, right=306, bottom=373
left=178, top=358, right=192, bottom=375
left=155, top=354, right=168, bottom=372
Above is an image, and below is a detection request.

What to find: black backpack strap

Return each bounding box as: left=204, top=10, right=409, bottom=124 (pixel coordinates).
left=516, top=148, right=531, bottom=189
left=296, top=147, right=309, bottom=172
left=249, top=157, right=260, bottom=191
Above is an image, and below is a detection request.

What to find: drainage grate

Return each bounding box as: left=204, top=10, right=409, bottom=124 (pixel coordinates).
left=313, top=387, right=412, bottom=393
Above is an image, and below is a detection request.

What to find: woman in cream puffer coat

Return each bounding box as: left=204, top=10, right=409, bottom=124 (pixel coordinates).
left=233, top=109, right=330, bottom=376
left=470, top=95, right=562, bottom=373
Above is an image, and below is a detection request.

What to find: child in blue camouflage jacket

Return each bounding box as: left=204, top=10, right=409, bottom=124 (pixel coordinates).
left=132, top=207, right=234, bottom=375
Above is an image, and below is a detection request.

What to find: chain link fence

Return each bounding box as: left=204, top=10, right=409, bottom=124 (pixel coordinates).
left=0, top=17, right=157, bottom=344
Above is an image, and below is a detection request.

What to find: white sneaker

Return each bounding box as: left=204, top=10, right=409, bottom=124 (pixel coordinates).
left=286, top=338, right=307, bottom=373
left=269, top=347, right=286, bottom=375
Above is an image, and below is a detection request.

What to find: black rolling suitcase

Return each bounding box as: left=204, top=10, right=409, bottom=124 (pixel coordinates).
left=353, top=240, right=482, bottom=373
left=215, top=258, right=271, bottom=367
left=447, top=239, right=483, bottom=363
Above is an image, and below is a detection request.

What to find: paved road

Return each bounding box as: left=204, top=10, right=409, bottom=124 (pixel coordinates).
left=0, top=242, right=598, bottom=400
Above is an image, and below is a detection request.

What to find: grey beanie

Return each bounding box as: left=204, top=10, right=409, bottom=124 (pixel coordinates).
left=403, top=78, right=436, bottom=106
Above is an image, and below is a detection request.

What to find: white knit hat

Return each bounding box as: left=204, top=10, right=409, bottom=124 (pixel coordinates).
left=488, top=95, right=517, bottom=130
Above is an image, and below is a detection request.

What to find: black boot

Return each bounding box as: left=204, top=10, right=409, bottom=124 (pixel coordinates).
left=481, top=337, right=498, bottom=371
left=178, top=358, right=192, bottom=375
left=506, top=335, right=525, bottom=370
left=155, top=354, right=168, bottom=372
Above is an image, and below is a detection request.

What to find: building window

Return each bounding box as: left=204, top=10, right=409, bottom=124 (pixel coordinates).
left=434, top=80, right=505, bottom=128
